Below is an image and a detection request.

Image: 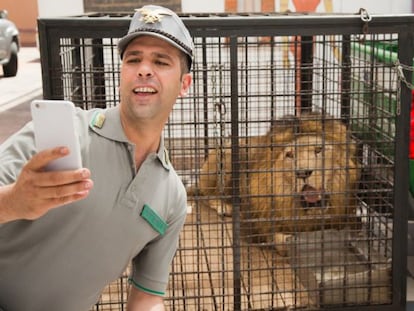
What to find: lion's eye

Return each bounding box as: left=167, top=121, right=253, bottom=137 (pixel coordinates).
left=314, top=146, right=323, bottom=154
left=285, top=151, right=294, bottom=159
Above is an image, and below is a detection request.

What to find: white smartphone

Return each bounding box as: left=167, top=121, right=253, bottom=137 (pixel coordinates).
left=31, top=99, right=82, bottom=171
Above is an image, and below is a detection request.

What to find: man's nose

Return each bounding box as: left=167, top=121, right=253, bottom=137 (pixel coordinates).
left=137, top=61, right=153, bottom=77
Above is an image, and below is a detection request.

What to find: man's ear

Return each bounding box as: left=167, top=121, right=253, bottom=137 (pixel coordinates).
left=179, top=73, right=192, bottom=97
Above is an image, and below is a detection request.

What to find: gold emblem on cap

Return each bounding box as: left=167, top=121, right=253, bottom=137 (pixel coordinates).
left=136, top=7, right=173, bottom=24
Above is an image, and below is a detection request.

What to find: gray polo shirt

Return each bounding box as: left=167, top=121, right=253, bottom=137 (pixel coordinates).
left=0, top=106, right=187, bottom=311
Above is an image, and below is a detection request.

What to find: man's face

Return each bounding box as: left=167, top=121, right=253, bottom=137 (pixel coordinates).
left=119, top=35, right=192, bottom=126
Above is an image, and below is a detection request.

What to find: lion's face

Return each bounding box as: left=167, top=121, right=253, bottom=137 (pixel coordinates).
left=277, top=134, right=356, bottom=210
left=248, top=133, right=360, bottom=233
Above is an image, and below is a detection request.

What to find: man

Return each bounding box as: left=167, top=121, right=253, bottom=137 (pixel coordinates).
left=0, top=5, right=192, bottom=311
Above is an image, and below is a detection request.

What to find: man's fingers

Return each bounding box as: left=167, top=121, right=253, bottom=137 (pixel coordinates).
left=25, top=147, right=70, bottom=171
left=53, top=191, right=91, bottom=207
left=20, top=180, right=93, bottom=220
left=34, top=168, right=91, bottom=187
left=39, top=179, right=94, bottom=200
left=22, top=190, right=92, bottom=221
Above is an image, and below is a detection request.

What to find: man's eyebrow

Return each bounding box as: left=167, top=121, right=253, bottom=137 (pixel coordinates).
left=152, top=51, right=174, bottom=61
left=123, top=50, right=142, bottom=58
left=123, top=50, right=174, bottom=62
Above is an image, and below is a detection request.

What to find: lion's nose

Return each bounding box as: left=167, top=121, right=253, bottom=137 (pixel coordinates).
left=295, top=169, right=313, bottom=180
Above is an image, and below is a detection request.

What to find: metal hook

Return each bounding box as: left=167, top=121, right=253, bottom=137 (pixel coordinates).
left=359, top=8, right=372, bottom=23
left=356, top=8, right=371, bottom=42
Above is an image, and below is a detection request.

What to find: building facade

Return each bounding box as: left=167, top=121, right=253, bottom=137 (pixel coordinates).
left=83, top=0, right=181, bottom=12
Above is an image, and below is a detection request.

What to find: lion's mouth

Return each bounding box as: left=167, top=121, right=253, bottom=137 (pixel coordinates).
left=300, top=184, right=327, bottom=209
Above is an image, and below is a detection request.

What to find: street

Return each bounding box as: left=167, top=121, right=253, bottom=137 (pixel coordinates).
left=0, top=47, right=42, bottom=143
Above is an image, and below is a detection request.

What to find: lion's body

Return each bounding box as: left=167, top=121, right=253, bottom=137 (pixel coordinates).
left=193, top=114, right=360, bottom=241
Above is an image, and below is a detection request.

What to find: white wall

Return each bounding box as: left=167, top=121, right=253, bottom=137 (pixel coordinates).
left=332, top=0, right=411, bottom=14
left=37, top=0, right=84, bottom=17
left=182, top=0, right=224, bottom=13
left=182, top=0, right=412, bottom=14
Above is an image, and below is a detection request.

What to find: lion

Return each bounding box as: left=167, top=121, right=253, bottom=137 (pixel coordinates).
left=189, top=113, right=361, bottom=243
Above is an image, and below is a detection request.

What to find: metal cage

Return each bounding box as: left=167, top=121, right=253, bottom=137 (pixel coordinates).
left=38, top=11, right=414, bottom=311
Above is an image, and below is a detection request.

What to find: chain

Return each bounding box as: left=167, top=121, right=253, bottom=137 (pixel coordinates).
left=395, top=60, right=414, bottom=90
left=211, top=65, right=227, bottom=194
left=394, top=59, right=414, bottom=116
left=395, top=59, right=414, bottom=115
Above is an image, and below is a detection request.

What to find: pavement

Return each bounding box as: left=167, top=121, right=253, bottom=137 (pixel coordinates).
left=0, top=47, right=42, bottom=143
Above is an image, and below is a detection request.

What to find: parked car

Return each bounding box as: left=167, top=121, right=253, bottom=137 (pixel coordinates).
left=0, top=9, right=19, bottom=77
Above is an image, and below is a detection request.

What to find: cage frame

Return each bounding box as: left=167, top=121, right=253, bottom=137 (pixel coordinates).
left=37, top=12, right=414, bottom=311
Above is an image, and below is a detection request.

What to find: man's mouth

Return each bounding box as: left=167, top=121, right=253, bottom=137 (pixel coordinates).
left=133, top=87, right=157, bottom=94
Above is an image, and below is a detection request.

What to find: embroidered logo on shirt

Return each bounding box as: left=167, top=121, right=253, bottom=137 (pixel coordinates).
left=140, top=204, right=168, bottom=235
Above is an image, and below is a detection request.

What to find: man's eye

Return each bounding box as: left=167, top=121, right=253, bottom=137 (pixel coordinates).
left=155, top=60, right=169, bottom=66
left=126, top=58, right=140, bottom=63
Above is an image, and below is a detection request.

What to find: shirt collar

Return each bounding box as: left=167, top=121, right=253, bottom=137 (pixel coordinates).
left=157, top=136, right=171, bottom=170
left=89, top=106, right=170, bottom=170
left=89, top=106, right=129, bottom=142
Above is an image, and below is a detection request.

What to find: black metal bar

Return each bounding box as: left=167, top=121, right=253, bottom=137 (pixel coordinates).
left=37, top=20, right=63, bottom=99
left=393, top=26, right=414, bottom=309
left=71, top=38, right=84, bottom=107
left=341, top=34, right=352, bottom=124
left=201, top=37, right=209, bottom=159
left=36, top=17, right=50, bottom=99
left=269, top=37, right=276, bottom=124
left=38, top=14, right=414, bottom=38
left=300, top=35, right=314, bottom=112
left=230, top=35, right=241, bottom=311
left=92, top=38, right=106, bottom=108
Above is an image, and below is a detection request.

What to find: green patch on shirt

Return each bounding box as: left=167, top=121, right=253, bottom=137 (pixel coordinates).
left=140, top=204, right=168, bottom=235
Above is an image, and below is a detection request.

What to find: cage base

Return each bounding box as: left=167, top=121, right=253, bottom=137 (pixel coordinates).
left=283, top=229, right=392, bottom=307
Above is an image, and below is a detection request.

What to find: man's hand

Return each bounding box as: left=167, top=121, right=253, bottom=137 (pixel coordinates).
left=0, top=147, right=93, bottom=223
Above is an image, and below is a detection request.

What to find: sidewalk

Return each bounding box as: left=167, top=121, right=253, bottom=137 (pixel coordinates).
left=0, top=47, right=42, bottom=143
